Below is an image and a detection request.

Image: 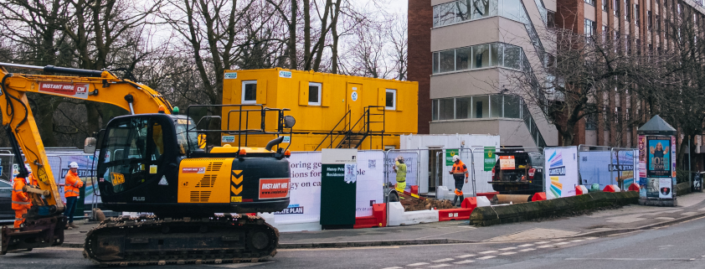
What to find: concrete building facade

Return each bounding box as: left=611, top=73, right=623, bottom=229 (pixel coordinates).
left=409, top=0, right=559, bottom=148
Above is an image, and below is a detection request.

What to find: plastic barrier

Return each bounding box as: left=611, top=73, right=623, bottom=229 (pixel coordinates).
left=437, top=186, right=454, bottom=200
left=461, top=197, right=477, bottom=210
left=388, top=202, right=439, bottom=226
left=628, top=183, right=640, bottom=192
left=531, top=192, right=547, bottom=202
left=354, top=203, right=388, bottom=228
left=477, top=196, right=492, bottom=207
left=575, top=185, right=589, bottom=195
left=477, top=192, right=500, bottom=200
left=603, top=184, right=620, bottom=192
left=438, top=208, right=473, bottom=221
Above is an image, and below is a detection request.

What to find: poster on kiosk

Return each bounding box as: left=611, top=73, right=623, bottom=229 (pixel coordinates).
left=544, top=147, right=579, bottom=199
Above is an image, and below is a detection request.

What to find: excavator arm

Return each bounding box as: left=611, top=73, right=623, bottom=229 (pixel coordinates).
left=0, top=62, right=171, bottom=215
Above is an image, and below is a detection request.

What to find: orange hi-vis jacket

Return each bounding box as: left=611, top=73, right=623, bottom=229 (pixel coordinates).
left=452, top=160, right=469, bottom=177
left=12, top=177, right=31, bottom=210
left=64, top=170, right=83, bottom=198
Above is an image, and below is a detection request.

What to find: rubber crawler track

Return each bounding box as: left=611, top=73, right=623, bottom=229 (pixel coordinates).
left=83, top=214, right=279, bottom=267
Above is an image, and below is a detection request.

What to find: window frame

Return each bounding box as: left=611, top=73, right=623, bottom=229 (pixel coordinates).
left=385, top=89, right=397, bottom=110
left=241, top=80, right=257, bottom=104
left=308, top=82, right=322, bottom=106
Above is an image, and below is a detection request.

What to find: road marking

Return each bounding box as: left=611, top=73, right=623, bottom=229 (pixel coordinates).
left=585, top=237, right=598, bottom=240
left=432, top=258, right=454, bottom=263
left=429, top=265, right=451, bottom=268
left=501, top=252, right=517, bottom=256
left=566, top=258, right=695, bottom=261
left=535, top=241, right=550, bottom=244
left=280, top=246, right=399, bottom=252
left=454, top=260, right=475, bottom=264
left=520, top=248, right=535, bottom=252
left=538, top=245, right=554, bottom=248
left=552, top=239, right=566, bottom=242
left=555, top=242, right=569, bottom=246
left=407, top=262, right=429, bottom=267
left=571, top=239, right=583, bottom=243
left=499, top=247, right=517, bottom=251
left=518, top=244, right=534, bottom=247
left=477, top=256, right=496, bottom=260
left=456, top=254, right=476, bottom=258
left=479, top=250, right=497, bottom=254
left=381, top=267, right=402, bottom=269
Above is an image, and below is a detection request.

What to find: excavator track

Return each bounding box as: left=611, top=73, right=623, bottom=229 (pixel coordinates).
left=83, top=214, right=279, bottom=266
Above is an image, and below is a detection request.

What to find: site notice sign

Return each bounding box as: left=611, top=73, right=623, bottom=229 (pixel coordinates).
left=484, top=147, right=496, bottom=171
left=320, top=149, right=357, bottom=228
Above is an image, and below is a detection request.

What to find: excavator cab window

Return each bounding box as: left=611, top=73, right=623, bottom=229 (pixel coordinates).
left=174, top=118, right=198, bottom=155
left=98, top=117, right=166, bottom=194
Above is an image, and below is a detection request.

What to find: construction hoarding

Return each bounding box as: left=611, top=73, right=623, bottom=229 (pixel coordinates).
left=544, top=147, right=579, bottom=199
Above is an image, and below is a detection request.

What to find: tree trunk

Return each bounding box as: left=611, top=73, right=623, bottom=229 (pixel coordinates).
left=303, top=0, right=311, bottom=70
left=289, top=0, right=298, bottom=69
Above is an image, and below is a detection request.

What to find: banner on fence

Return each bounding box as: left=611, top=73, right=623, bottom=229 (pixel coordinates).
left=275, top=151, right=384, bottom=224
left=544, top=147, right=579, bottom=199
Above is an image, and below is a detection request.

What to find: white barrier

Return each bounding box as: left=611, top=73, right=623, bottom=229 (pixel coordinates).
left=388, top=202, right=440, bottom=226
left=436, top=186, right=454, bottom=200
left=476, top=196, right=491, bottom=207
left=259, top=213, right=322, bottom=232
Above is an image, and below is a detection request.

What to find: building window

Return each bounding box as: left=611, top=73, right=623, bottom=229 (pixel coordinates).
left=656, top=15, right=660, bottom=31
left=432, top=42, right=524, bottom=74
left=432, top=0, right=498, bottom=28
left=635, top=4, right=639, bottom=26
left=432, top=94, right=524, bottom=121
left=624, top=0, right=629, bottom=21
left=308, top=82, right=321, bottom=105
left=242, top=81, right=257, bottom=104
left=602, top=0, right=608, bottom=10
left=585, top=0, right=595, bottom=6
left=547, top=11, right=555, bottom=28
left=648, top=11, right=652, bottom=30
left=585, top=19, right=596, bottom=38
left=385, top=89, right=397, bottom=110
left=586, top=113, right=597, bottom=130
left=432, top=100, right=439, bottom=120
left=614, top=0, right=620, bottom=15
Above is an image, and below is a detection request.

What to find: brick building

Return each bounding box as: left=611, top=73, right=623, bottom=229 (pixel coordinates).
left=410, top=0, right=705, bottom=170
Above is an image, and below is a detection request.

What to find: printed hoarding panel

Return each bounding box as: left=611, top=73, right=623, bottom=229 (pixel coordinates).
left=385, top=152, right=417, bottom=188
left=544, top=147, right=579, bottom=199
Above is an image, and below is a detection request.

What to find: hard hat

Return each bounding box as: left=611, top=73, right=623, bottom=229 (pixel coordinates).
left=25, top=164, right=31, bottom=173
left=453, top=155, right=460, bottom=162
left=69, top=162, right=79, bottom=169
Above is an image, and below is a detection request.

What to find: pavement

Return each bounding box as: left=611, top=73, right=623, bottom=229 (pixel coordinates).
left=54, top=191, right=705, bottom=249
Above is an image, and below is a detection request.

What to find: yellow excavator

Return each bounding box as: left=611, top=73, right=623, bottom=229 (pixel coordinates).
left=0, top=63, right=295, bottom=266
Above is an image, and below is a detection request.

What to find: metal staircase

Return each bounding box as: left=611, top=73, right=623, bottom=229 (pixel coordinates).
left=315, top=106, right=386, bottom=150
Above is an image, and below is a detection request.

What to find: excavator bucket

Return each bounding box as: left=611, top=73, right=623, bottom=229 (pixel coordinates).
left=1, top=215, right=65, bottom=255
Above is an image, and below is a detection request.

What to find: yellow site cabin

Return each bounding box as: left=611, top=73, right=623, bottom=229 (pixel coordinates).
left=220, top=68, right=418, bottom=151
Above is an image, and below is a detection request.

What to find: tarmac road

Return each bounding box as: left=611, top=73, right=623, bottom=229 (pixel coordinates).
left=3, top=215, right=705, bottom=269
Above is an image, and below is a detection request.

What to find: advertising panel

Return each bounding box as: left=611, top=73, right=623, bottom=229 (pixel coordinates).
left=544, top=147, right=579, bottom=199
left=275, top=152, right=322, bottom=223
left=647, top=136, right=671, bottom=177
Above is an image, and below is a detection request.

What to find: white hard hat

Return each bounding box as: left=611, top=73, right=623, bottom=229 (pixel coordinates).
left=69, top=162, right=79, bottom=169
left=452, top=155, right=460, bottom=162
left=25, top=164, right=31, bottom=173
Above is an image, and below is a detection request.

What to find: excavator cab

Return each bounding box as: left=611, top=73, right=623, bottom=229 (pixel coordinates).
left=92, top=105, right=295, bottom=217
